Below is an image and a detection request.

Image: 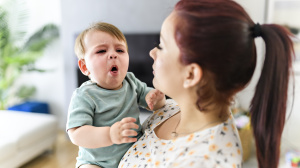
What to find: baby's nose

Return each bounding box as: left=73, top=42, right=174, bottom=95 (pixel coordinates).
left=109, top=55, right=117, bottom=59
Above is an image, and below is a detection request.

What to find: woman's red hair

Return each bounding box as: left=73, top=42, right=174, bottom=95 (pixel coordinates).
left=173, top=0, right=295, bottom=167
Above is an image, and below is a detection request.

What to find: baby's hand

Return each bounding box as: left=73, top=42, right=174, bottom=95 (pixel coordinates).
left=146, top=89, right=166, bottom=110
left=110, top=117, right=139, bottom=145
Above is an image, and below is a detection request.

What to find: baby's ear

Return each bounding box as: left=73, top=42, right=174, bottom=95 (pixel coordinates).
left=78, top=59, right=90, bottom=76
left=183, top=63, right=202, bottom=88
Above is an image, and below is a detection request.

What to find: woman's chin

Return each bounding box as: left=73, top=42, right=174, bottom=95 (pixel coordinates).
left=152, top=80, right=158, bottom=89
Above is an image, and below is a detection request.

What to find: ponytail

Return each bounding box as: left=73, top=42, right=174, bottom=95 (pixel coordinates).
left=250, top=24, right=295, bottom=168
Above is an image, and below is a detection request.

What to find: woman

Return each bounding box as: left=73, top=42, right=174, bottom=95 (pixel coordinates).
left=119, top=0, right=295, bottom=167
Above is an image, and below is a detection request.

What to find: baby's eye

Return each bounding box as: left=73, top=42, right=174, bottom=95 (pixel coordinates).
left=116, top=49, right=124, bottom=53
left=96, top=50, right=106, bottom=53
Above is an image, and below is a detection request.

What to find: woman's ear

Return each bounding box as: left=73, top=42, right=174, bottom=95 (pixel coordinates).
left=78, top=59, right=90, bottom=76
left=183, top=63, right=202, bottom=88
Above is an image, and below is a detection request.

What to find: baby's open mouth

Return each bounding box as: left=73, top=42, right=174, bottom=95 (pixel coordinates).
left=110, top=65, right=118, bottom=73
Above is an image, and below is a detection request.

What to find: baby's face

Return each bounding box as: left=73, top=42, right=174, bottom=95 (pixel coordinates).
left=83, top=30, right=129, bottom=90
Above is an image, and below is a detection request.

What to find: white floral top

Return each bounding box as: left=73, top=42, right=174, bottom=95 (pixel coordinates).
left=118, top=99, right=243, bottom=168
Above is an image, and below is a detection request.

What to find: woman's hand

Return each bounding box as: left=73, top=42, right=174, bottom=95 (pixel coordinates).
left=146, top=89, right=166, bottom=110
left=110, top=117, right=139, bottom=144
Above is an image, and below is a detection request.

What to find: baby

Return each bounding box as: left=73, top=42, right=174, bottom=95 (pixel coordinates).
left=66, top=22, right=165, bottom=168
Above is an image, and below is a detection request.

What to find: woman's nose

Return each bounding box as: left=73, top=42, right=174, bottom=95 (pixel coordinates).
left=149, top=48, right=156, bottom=60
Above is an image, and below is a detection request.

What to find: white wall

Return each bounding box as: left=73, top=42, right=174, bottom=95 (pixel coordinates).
left=234, top=0, right=267, bottom=109
left=0, top=0, right=65, bottom=128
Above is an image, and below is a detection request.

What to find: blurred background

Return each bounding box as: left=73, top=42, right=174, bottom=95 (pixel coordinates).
left=0, top=0, right=299, bottom=167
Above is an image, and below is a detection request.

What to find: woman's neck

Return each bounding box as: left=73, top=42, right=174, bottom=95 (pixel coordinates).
left=174, top=97, right=229, bottom=135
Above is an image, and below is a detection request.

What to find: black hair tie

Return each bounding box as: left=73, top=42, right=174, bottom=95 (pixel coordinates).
left=252, top=23, right=262, bottom=38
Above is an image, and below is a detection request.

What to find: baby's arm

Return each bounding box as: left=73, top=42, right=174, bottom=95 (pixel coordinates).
left=68, top=117, right=139, bottom=148
left=146, top=89, right=166, bottom=111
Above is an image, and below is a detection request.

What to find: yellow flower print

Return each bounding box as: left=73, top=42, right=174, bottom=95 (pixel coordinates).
left=161, top=142, right=166, bottom=145
left=133, top=165, right=137, bottom=168
left=190, top=161, right=195, bottom=166
left=168, top=147, right=174, bottom=151
left=154, top=110, right=160, bottom=114
left=125, top=150, right=131, bottom=156
left=204, top=154, right=210, bottom=160
left=187, top=134, right=194, bottom=142
left=226, top=142, right=233, bottom=147
left=134, top=151, right=139, bottom=155
left=147, top=158, right=152, bottom=163
left=233, top=164, right=236, bottom=168
left=223, top=126, right=228, bottom=131
left=172, top=162, right=180, bottom=166
left=210, top=135, right=214, bottom=139
left=209, top=144, right=218, bottom=152
left=237, top=149, right=241, bottom=155
left=145, top=153, right=151, bottom=157
left=155, top=161, right=160, bottom=166
left=231, top=124, right=235, bottom=130
left=188, top=150, right=195, bottom=155
left=158, top=112, right=164, bottom=116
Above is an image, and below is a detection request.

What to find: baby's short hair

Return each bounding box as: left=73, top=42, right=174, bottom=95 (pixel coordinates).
left=74, top=22, right=128, bottom=59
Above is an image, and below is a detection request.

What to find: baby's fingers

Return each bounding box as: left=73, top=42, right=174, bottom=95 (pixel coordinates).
left=121, top=137, right=137, bottom=144
left=121, top=117, right=137, bottom=123
left=147, top=102, right=154, bottom=110
left=121, top=129, right=138, bottom=137
left=121, top=122, right=139, bottom=130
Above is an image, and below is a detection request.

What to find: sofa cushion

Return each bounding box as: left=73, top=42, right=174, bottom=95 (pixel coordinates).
left=0, top=110, right=57, bottom=160
left=0, top=137, right=17, bottom=162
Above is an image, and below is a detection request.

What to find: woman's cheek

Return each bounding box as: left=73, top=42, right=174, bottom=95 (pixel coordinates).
left=155, top=60, right=164, bottom=74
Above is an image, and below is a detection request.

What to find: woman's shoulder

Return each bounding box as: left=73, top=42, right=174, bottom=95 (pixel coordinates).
left=190, top=116, right=243, bottom=166
left=154, top=99, right=179, bottom=116
left=143, top=99, right=180, bottom=128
